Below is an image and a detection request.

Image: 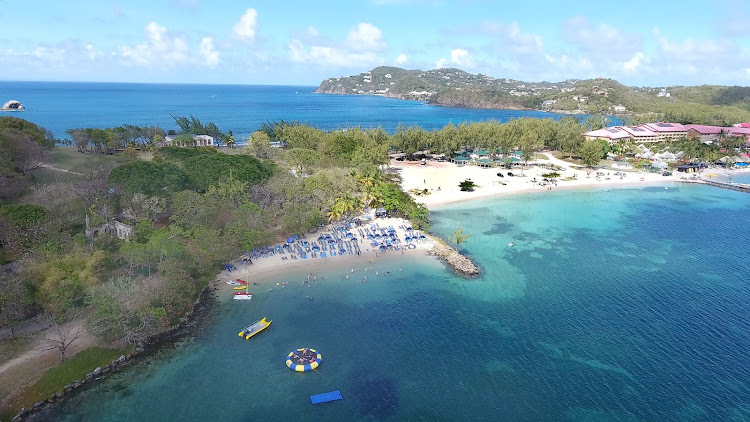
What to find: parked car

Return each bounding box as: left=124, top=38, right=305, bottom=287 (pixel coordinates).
left=507, top=172, right=514, bottom=177
left=496, top=173, right=504, bottom=178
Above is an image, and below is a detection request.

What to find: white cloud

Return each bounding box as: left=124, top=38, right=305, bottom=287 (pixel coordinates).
left=232, top=8, right=258, bottom=41
left=480, top=20, right=543, bottom=55
left=623, top=52, right=644, bottom=72
left=345, top=23, right=385, bottom=51
left=396, top=53, right=408, bottom=65
left=288, top=40, right=381, bottom=67
left=436, top=48, right=475, bottom=69
left=563, top=16, right=641, bottom=61
left=199, top=37, right=219, bottom=68
left=288, top=23, right=387, bottom=68
left=119, top=22, right=188, bottom=66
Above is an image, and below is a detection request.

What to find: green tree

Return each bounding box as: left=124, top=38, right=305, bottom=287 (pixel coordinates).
left=248, top=131, right=271, bottom=158
left=452, top=225, right=471, bottom=249
left=579, top=139, right=605, bottom=167
left=0, top=274, right=32, bottom=339
left=459, top=180, right=478, bottom=191
left=285, top=148, right=320, bottom=175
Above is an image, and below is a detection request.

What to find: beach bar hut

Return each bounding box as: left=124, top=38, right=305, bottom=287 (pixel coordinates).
left=452, top=156, right=471, bottom=166
left=476, top=158, right=494, bottom=168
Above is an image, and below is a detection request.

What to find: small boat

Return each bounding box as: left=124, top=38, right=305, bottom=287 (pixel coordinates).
left=238, top=317, right=271, bottom=339
left=226, top=280, right=241, bottom=286
left=233, top=292, right=253, bottom=301
left=508, top=242, right=514, bottom=247
left=233, top=285, right=248, bottom=290
left=236, top=279, right=247, bottom=285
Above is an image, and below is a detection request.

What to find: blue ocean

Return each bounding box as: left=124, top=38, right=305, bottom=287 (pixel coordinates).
left=45, top=183, right=750, bottom=421
left=0, top=82, right=568, bottom=140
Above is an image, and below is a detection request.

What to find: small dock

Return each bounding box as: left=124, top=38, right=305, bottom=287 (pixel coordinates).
left=678, top=179, right=750, bottom=193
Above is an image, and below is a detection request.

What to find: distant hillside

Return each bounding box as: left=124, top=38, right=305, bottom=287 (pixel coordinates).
left=316, top=66, right=750, bottom=119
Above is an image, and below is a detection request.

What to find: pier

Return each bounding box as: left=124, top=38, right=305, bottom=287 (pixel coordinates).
left=678, top=179, right=750, bottom=193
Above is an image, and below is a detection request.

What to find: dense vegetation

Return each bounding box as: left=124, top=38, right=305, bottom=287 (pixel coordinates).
left=318, top=66, right=750, bottom=126
left=1, top=113, right=745, bottom=417
left=0, top=117, right=426, bottom=363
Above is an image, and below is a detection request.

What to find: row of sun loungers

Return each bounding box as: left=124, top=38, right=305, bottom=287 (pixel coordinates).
left=233, top=222, right=429, bottom=266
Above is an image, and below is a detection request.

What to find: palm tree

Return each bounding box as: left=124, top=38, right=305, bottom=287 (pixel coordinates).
left=361, top=189, right=377, bottom=210
left=333, top=193, right=363, bottom=217
left=326, top=209, right=342, bottom=222
left=357, top=175, right=376, bottom=190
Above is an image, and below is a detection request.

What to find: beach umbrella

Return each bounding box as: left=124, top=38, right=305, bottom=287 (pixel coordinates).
left=287, top=237, right=295, bottom=243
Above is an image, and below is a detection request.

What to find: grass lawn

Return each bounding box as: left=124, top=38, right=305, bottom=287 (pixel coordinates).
left=28, top=168, right=81, bottom=185
left=0, top=337, right=32, bottom=365
left=16, top=347, right=123, bottom=408
left=48, top=147, right=131, bottom=172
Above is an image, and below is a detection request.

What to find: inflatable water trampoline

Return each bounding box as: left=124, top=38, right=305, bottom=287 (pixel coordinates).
left=286, top=348, right=321, bottom=372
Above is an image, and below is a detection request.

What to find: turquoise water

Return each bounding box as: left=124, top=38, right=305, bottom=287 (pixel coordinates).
left=47, top=183, right=750, bottom=421
left=0, top=82, right=569, bottom=139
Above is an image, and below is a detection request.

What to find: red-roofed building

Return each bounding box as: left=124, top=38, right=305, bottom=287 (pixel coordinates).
left=642, top=122, right=688, bottom=140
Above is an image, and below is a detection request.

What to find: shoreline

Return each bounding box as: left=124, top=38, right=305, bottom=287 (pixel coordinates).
left=392, top=153, right=750, bottom=209
left=210, top=217, right=439, bottom=294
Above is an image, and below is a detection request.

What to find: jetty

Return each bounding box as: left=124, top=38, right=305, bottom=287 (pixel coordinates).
left=678, top=179, right=750, bottom=194
left=428, top=237, right=479, bottom=276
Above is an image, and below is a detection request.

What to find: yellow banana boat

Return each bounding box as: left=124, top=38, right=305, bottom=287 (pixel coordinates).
left=238, top=317, right=271, bottom=340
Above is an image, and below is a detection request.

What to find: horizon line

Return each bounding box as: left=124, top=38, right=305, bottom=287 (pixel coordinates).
left=0, top=80, right=320, bottom=87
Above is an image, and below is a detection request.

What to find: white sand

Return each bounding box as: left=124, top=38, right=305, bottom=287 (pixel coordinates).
left=394, top=153, right=750, bottom=208
left=211, top=155, right=748, bottom=290
left=212, top=217, right=434, bottom=291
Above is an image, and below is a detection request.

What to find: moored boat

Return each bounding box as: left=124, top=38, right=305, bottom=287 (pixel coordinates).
left=233, top=292, right=253, bottom=301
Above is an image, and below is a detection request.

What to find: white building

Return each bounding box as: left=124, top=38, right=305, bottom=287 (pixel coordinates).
left=163, top=134, right=214, bottom=147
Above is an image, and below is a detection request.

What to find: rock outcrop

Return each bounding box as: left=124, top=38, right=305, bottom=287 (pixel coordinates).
left=2, top=100, right=25, bottom=111
left=428, top=237, right=479, bottom=276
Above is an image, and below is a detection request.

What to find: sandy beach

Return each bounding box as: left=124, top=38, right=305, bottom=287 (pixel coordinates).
left=393, top=152, right=750, bottom=207
left=211, top=154, right=749, bottom=290
left=211, top=217, right=435, bottom=293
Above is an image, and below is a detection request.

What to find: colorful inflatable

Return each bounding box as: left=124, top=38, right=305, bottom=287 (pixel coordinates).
left=286, top=348, right=321, bottom=372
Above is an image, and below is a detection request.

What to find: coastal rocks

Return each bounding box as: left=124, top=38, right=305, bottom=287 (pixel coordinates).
left=9, top=284, right=215, bottom=422
left=429, top=238, right=480, bottom=276
left=1, top=100, right=25, bottom=111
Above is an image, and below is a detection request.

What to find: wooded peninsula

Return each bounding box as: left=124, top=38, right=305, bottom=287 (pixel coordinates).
left=316, top=66, right=750, bottom=126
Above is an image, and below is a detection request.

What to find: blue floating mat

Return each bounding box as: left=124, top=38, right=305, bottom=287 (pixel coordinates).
left=310, top=390, right=342, bottom=405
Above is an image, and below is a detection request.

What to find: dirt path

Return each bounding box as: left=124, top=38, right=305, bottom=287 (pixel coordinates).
left=0, top=320, right=97, bottom=412
left=35, top=162, right=84, bottom=176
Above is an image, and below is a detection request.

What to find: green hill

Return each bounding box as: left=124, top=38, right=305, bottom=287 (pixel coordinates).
left=316, top=67, right=750, bottom=120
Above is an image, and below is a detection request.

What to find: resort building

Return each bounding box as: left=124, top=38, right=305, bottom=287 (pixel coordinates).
left=584, top=125, right=666, bottom=143
left=162, top=134, right=215, bottom=147
left=585, top=122, right=714, bottom=144
left=684, top=125, right=750, bottom=144
left=641, top=122, right=688, bottom=140
left=582, top=126, right=632, bottom=142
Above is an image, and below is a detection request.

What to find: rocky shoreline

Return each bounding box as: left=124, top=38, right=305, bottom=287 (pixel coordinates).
left=428, top=236, right=479, bottom=276
left=14, top=284, right=216, bottom=422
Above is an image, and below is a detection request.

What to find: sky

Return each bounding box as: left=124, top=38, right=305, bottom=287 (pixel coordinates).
left=1, top=0, right=750, bottom=86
